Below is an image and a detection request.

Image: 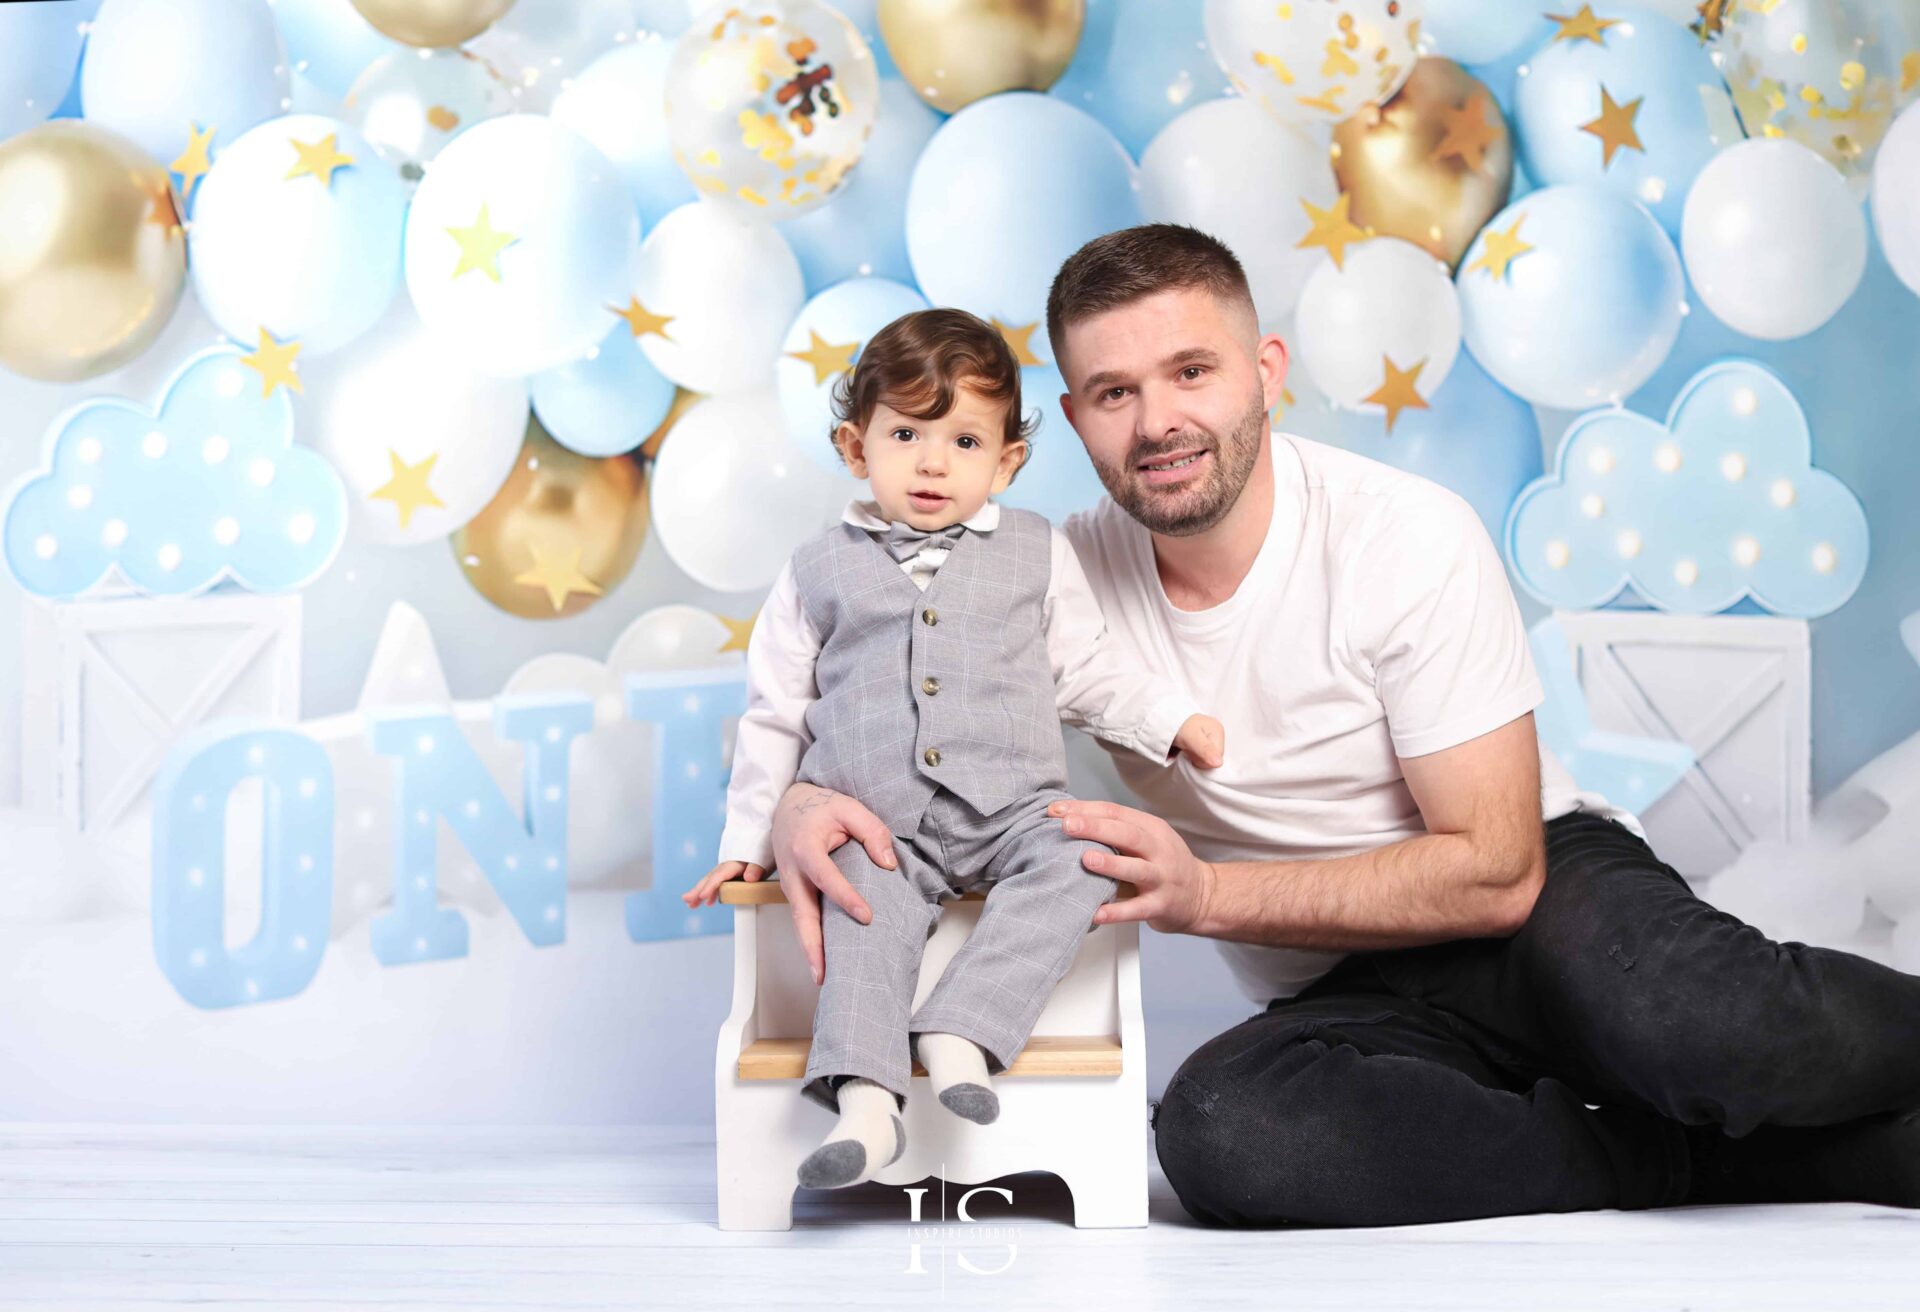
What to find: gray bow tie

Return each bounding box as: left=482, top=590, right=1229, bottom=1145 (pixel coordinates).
left=879, top=519, right=966, bottom=563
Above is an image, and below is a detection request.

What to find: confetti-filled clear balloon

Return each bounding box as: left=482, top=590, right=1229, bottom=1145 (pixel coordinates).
left=663, top=0, right=880, bottom=219
left=1715, top=0, right=1916, bottom=184
left=342, top=48, right=516, bottom=189
left=1204, top=0, right=1424, bottom=125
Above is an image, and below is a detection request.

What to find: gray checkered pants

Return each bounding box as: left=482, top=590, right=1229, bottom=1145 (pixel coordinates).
left=798, top=784, right=1121, bottom=1114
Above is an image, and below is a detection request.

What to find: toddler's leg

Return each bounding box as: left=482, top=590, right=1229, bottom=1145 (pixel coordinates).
left=797, top=833, right=946, bottom=1189
left=907, top=793, right=1119, bottom=1110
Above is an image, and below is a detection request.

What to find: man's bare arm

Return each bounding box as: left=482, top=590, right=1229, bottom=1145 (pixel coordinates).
left=1194, top=714, right=1547, bottom=949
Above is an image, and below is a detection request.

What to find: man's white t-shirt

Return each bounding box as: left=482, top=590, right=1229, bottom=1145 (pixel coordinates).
left=1060, top=431, right=1643, bottom=1005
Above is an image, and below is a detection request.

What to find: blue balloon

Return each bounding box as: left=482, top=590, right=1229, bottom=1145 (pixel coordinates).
left=551, top=37, right=698, bottom=234
left=1317, top=351, right=1544, bottom=543
left=1457, top=183, right=1685, bottom=410
left=1424, top=0, right=1546, bottom=65
left=1463, top=15, right=1557, bottom=116
left=1513, top=3, right=1724, bottom=235
left=996, top=363, right=1110, bottom=521
left=271, top=0, right=405, bottom=99
left=0, top=0, right=92, bottom=137
left=781, top=79, right=942, bottom=295
left=1048, top=0, right=1232, bottom=157
left=531, top=320, right=679, bottom=458
left=907, top=92, right=1142, bottom=329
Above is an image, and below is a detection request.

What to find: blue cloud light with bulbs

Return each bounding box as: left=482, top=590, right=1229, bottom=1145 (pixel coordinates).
left=1505, top=359, right=1870, bottom=618
left=2, top=345, right=348, bottom=600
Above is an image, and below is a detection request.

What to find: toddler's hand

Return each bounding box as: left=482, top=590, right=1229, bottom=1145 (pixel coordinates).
left=683, top=859, right=769, bottom=909
left=1172, top=713, right=1226, bottom=769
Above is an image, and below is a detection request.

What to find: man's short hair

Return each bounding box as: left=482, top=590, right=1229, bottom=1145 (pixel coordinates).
left=1045, top=223, right=1259, bottom=372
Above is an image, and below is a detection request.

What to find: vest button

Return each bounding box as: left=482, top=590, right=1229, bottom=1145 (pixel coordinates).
left=923, top=747, right=941, bottom=767
left=922, top=676, right=940, bottom=695
left=921, top=607, right=938, bottom=625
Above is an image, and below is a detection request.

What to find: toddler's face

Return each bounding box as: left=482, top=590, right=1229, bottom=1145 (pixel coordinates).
left=834, top=380, right=1028, bottom=529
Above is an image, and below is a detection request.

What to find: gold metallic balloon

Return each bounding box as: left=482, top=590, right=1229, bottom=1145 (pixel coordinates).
left=1331, top=57, right=1514, bottom=272
left=350, top=0, right=518, bottom=49
left=879, top=0, right=1084, bottom=114
left=453, top=415, right=650, bottom=620
left=0, top=121, right=187, bottom=383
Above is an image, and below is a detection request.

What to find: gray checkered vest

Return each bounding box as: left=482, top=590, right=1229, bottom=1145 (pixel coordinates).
left=790, top=506, right=1067, bottom=837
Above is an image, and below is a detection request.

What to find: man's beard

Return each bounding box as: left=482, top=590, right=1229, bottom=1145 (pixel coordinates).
left=1088, top=386, right=1266, bottom=537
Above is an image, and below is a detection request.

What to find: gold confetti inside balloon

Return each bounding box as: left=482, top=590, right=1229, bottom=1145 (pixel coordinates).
left=350, top=0, right=519, bottom=48
left=0, top=121, right=187, bottom=382
left=664, top=1, right=880, bottom=219
left=878, top=0, right=1085, bottom=114
left=1715, top=0, right=1918, bottom=182
left=453, top=415, right=650, bottom=620
left=1332, top=57, right=1513, bottom=271
left=1204, top=0, right=1425, bottom=126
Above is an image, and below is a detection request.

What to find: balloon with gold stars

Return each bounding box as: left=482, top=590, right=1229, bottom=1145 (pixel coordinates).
left=880, top=0, right=1084, bottom=114
left=301, top=297, right=529, bottom=545
left=1715, top=0, right=1919, bottom=185
left=664, top=0, right=880, bottom=220
left=453, top=413, right=649, bottom=620
left=187, top=115, right=408, bottom=357
left=402, top=113, right=640, bottom=377
left=1512, top=4, right=1726, bottom=236
left=350, top=0, right=518, bottom=48
left=341, top=48, right=517, bottom=191
left=1332, top=57, right=1513, bottom=271
left=1204, top=0, right=1425, bottom=127
left=0, top=120, right=187, bottom=383
left=1293, top=237, right=1460, bottom=430
left=776, top=276, right=929, bottom=474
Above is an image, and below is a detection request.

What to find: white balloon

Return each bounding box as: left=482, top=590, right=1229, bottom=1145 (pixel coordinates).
left=188, top=114, right=408, bottom=355
left=1140, top=98, right=1338, bottom=330
left=300, top=297, right=528, bottom=545
left=649, top=391, right=858, bottom=591
left=1681, top=138, right=1867, bottom=340
left=1872, top=101, right=1920, bottom=299
left=632, top=201, right=806, bottom=395
left=403, top=113, right=639, bottom=376
left=1293, top=237, right=1461, bottom=414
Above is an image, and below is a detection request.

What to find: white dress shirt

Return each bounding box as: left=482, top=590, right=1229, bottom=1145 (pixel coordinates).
left=715, top=496, right=1205, bottom=870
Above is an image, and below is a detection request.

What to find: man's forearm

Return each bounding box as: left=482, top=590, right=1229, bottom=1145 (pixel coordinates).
left=1196, top=830, right=1534, bottom=951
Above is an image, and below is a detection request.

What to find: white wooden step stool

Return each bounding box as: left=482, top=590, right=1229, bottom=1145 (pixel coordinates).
left=713, top=876, right=1150, bottom=1229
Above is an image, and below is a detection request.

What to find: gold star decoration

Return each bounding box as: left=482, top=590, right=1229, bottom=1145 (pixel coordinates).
left=611, top=296, right=675, bottom=341
left=239, top=327, right=303, bottom=398
left=445, top=201, right=518, bottom=281
left=1580, top=85, right=1646, bottom=167
left=992, top=318, right=1047, bottom=367
left=514, top=541, right=603, bottom=612
left=717, top=610, right=758, bottom=653
left=1431, top=89, right=1500, bottom=171
left=1465, top=213, right=1535, bottom=281
left=1296, top=192, right=1372, bottom=271
left=368, top=449, right=447, bottom=531
left=141, top=176, right=183, bottom=236
left=1548, top=4, right=1620, bottom=46
left=1690, top=0, right=1732, bottom=42
left=785, top=329, right=858, bottom=385
left=169, top=121, right=216, bottom=201
left=1363, top=355, right=1430, bottom=434
left=286, top=131, right=355, bottom=186
left=1268, top=385, right=1296, bottom=427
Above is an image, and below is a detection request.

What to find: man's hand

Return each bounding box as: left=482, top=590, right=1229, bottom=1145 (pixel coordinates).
left=1172, top=713, right=1226, bottom=768
left=1046, top=797, right=1217, bottom=933
left=770, top=781, right=900, bottom=985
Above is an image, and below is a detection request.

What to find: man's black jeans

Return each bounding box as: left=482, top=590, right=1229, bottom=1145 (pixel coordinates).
left=1152, top=811, right=1920, bottom=1226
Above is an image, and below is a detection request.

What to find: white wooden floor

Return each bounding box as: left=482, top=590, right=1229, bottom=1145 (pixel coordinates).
left=0, top=1124, right=1915, bottom=1310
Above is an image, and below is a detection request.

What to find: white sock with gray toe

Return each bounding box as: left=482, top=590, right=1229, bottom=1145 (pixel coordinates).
left=915, top=1031, right=1000, bottom=1124
left=797, top=1076, right=905, bottom=1189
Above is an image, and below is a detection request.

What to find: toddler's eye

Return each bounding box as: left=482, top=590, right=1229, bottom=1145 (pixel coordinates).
left=891, top=427, right=915, bottom=441
left=957, top=435, right=979, bottom=449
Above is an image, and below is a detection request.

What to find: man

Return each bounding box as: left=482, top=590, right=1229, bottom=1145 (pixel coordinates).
left=763, top=223, right=1920, bottom=1226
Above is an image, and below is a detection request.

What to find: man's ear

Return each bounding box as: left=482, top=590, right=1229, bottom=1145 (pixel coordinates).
left=833, top=420, right=866, bottom=476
